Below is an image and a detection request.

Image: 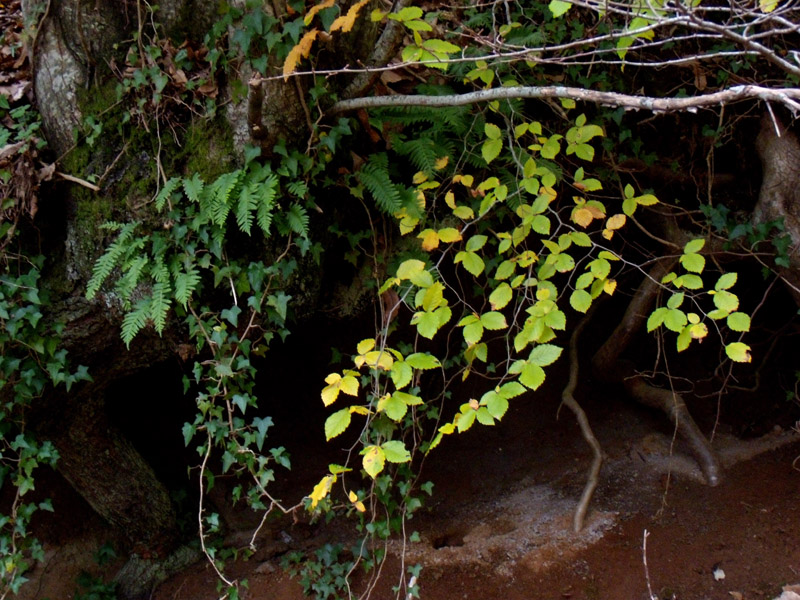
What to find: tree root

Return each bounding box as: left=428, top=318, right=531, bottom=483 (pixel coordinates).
left=593, top=260, right=723, bottom=486
left=562, top=315, right=604, bottom=532
left=114, top=544, right=200, bottom=599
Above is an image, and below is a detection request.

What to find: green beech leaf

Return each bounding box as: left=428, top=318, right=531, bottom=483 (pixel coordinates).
left=570, top=289, right=592, bottom=313
left=480, top=311, right=507, bottom=330
left=325, top=408, right=351, bottom=440
left=529, top=344, right=562, bottom=367
left=362, top=446, right=386, bottom=478
left=406, top=353, right=441, bottom=369
left=489, top=283, right=513, bottom=310
left=726, top=312, right=751, bottom=332
left=482, top=138, right=502, bottom=164
left=725, top=342, right=752, bottom=363
left=715, top=272, right=738, bottom=291
left=381, top=440, right=411, bottom=463
left=549, top=0, right=572, bottom=17
left=684, top=239, right=706, bottom=254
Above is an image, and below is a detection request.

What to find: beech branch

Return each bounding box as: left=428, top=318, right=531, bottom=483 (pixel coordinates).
left=330, top=84, right=800, bottom=115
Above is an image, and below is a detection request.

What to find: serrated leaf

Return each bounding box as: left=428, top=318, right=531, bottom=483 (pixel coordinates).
left=406, top=353, right=441, bottom=370
left=381, top=440, right=411, bottom=463
left=463, top=320, right=484, bottom=345
left=438, top=227, right=462, bottom=243
left=664, top=308, right=687, bottom=332
left=325, top=408, right=352, bottom=440
left=484, top=122, right=502, bottom=140
left=391, top=361, right=413, bottom=389
left=715, top=272, right=738, bottom=291
left=725, top=342, right=752, bottom=363
left=378, top=393, right=408, bottom=421
left=727, top=312, right=751, bottom=332
left=482, top=138, right=502, bottom=164
left=455, top=251, right=485, bottom=276
left=519, top=363, right=545, bottom=389
left=489, top=283, right=513, bottom=310
left=309, top=474, right=335, bottom=508
left=418, top=229, right=440, bottom=251
left=362, top=446, right=386, bottom=478
left=529, top=344, right=562, bottom=367
left=713, top=290, right=739, bottom=312
left=680, top=253, right=705, bottom=274
left=480, top=311, right=507, bottom=330
left=357, top=339, right=376, bottom=354
left=483, top=391, right=509, bottom=419
left=647, top=307, right=668, bottom=332
left=570, top=289, right=592, bottom=313
left=549, top=0, right=572, bottom=16
left=499, top=381, right=527, bottom=398
left=684, top=238, right=706, bottom=254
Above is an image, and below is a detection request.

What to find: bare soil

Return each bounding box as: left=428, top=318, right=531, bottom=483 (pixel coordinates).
left=21, top=382, right=800, bottom=600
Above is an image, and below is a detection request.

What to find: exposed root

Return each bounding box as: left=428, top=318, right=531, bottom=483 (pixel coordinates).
left=593, top=260, right=723, bottom=486
left=562, top=315, right=604, bottom=532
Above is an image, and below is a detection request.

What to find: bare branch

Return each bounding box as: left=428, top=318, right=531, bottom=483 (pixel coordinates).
left=331, top=84, right=800, bottom=115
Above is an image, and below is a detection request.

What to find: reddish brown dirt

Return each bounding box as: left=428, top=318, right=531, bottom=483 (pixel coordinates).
left=21, top=388, right=800, bottom=600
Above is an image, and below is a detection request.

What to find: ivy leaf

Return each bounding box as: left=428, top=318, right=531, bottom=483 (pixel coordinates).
left=325, top=408, right=352, bottom=440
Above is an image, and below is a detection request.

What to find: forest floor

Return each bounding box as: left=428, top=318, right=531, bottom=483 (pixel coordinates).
left=21, top=379, right=800, bottom=600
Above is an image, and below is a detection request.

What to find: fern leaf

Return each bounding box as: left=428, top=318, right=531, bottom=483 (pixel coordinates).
left=149, top=259, right=171, bottom=334
left=86, top=222, right=139, bottom=300
left=115, top=255, right=149, bottom=302
left=256, top=175, right=278, bottom=236
left=286, top=203, right=309, bottom=237
left=155, top=177, right=181, bottom=212
left=358, top=154, right=403, bottom=214
left=182, top=173, right=204, bottom=203
left=174, top=265, right=201, bottom=308
left=236, top=183, right=258, bottom=235
left=210, top=170, right=241, bottom=227
left=287, top=180, right=308, bottom=198
left=121, top=298, right=150, bottom=348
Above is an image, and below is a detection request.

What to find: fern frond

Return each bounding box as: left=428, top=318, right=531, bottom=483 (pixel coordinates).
left=256, top=175, right=278, bottom=237
left=85, top=222, right=139, bottom=300
left=358, top=154, right=404, bottom=214
left=286, top=203, right=309, bottom=237
left=121, top=298, right=150, bottom=348
left=115, top=255, right=149, bottom=302
left=210, top=170, right=242, bottom=227
left=182, top=173, right=204, bottom=203
left=287, top=180, right=308, bottom=198
left=174, top=264, right=201, bottom=309
left=236, top=184, right=258, bottom=235
left=149, top=259, right=171, bottom=334
left=155, top=177, right=181, bottom=212
left=395, top=137, right=443, bottom=174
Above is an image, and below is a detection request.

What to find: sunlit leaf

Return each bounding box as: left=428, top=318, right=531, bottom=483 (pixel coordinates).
left=362, top=445, right=386, bottom=478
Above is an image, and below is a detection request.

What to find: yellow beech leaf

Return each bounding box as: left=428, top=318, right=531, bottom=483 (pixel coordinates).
left=437, top=227, right=462, bottom=243
left=362, top=445, right=385, bottom=478
left=357, top=338, right=376, bottom=354
left=445, top=190, right=456, bottom=209
left=321, top=373, right=342, bottom=406
left=434, top=156, right=449, bottom=170
left=283, top=29, right=319, bottom=80
left=412, top=171, right=428, bottom=184
left=348, top=490, right=366, bottom=512
left=606, top=213, right=626, bottom=230
left=573, top=207, right=594, bottom=228
left=309, top=474, right=335, bottom=508
left=453, top=174, right=474, bottom=187
left=340, top=374, right=359, bottom=396
left=418, top=229, right=440, bottom=251
left=330, top=0, right=370, bottom=32
left=602, top=228, right=614, bottom=240
left=603, top=279, right=617, bottom=295
left=304, top=0, right=335, bottom=24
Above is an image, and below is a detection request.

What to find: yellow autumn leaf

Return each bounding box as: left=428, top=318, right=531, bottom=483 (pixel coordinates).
left=330, top=0, right=370, bottom=33
left=348, top=490, right=366, bottom=512
left=309, top=474, right=335, bottom=508
left=573, top=207, right=594, bottom=228
left=340, top=374, right=359, bottom=396
left=304, top=0, right=335, bottom=25
left=418, top=229, right=440, bottom=251
left=760, top=0, right=779, bottom=11
left=437, top=227, right=462, bottom=243
left=283, top=29, right=319, bottom=80
left=603, top=279, right=617, bottom=295
left=362, top=445, right=386, bottom=478
left=412, top=171, right=428, bottom=184
left=606, top=213, right=626, bottom=230
left=321, top=373, right=342, bottom=406
left=434, top=156, right=449, bottom=170
left=357, top=338, right=376, bottom=354
left=445, top=190, right=456, bottom=209
left=453, top=174, right=474, bottom=187
left=602, top=228, right=614, bottom=240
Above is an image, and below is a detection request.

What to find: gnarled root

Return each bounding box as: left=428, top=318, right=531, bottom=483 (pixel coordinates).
left=593, top=260, right=723, bottom=486
left=562, top=314, right=604, bottom=532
